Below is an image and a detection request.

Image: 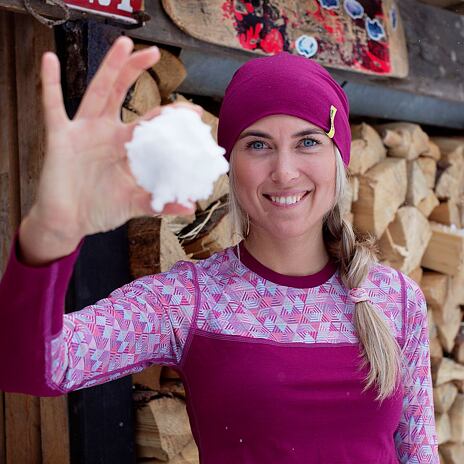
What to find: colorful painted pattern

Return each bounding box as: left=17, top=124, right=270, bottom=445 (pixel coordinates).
left=43, top=245, right=438, bottom=462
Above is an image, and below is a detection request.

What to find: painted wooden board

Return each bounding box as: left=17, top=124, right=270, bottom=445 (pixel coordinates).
left=162, top=0, right=408, bottom=77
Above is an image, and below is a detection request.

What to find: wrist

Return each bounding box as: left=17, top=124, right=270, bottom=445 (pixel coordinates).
left=18, top=210, right=82, bottom=266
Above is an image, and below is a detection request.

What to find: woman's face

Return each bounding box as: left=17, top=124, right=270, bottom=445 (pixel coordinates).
left=231, top=114, right=337, bottom=240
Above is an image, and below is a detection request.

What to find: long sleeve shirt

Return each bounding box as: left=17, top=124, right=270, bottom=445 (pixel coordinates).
left=0, top=234, right=439, bottom=463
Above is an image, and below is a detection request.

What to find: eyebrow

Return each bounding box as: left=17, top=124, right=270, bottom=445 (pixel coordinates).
left=238, top=128, right=327, bottom=140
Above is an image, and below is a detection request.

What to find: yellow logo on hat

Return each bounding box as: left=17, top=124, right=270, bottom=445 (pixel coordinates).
left=326, top=105, right=337, bottom=139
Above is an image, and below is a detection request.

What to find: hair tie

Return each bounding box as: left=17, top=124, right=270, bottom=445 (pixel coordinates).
left=348, top=287, right=370, bottom=304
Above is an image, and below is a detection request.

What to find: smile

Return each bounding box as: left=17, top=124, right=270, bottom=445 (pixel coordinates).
left=263, top=191, right=311, bottom=208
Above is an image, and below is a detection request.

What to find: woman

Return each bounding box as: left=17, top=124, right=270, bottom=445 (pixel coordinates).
left=0, top=37, right=438, bottom=463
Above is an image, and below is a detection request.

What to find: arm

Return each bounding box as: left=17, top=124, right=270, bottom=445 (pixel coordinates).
left=0, top=231, right=197, bottom=397
left=394, top=273, right=439, bottom=463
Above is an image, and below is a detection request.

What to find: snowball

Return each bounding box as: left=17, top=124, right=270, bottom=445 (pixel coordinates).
left=125, top=106, right=229, bottom=212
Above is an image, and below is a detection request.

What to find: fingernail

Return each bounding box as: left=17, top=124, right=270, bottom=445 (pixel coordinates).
left=149, top=46, right=159, bottom=54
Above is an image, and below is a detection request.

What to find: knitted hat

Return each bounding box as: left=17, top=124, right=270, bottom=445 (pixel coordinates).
left=217, top=52, right=351, bottom=166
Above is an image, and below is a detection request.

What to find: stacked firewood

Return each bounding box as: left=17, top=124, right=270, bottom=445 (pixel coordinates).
left=124, top=44, right=464, bottom=464
left=349, top=123, right=464, bottom=463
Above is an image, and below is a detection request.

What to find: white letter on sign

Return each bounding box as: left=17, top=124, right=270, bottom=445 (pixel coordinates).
left=98, top=0, right=111, bottom=5
left=117, top=0, right=133, bottom=12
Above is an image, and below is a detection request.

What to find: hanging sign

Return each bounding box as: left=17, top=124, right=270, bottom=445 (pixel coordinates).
left=49, top=0, right=144, bottom=23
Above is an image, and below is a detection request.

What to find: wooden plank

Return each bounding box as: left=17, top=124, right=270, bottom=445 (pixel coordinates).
left=5, top=394, right=41, bottom=464
left=126, top=0, right=464, bottom=105
left=40, top=397, right=70, bottom=464
left=162, top=0, right=408, bottom=77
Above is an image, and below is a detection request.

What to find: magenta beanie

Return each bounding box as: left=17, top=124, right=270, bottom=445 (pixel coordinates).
left=217, top=52, right=351, bottom=166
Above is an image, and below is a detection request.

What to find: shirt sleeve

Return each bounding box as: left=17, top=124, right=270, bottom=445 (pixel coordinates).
left=0, top=230, right=198, bottom=397
left=394, top=272, right=439, bottom=463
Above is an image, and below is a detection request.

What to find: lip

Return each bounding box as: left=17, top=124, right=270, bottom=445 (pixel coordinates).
left=264, top=190, right=310, bottom=196
left=263, top=190, right=311, bottom=208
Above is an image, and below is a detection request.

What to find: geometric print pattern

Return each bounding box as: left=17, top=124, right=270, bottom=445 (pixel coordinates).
left=48, top=245, right=438, bottom=462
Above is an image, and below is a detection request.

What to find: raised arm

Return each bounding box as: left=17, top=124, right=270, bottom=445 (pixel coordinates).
left=394, top=274, right=439, bottom=463
left=0, top=231, right=197, bottom=396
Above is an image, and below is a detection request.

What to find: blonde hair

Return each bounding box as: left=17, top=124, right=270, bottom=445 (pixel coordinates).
left=227, top=145, right=403, bottom=403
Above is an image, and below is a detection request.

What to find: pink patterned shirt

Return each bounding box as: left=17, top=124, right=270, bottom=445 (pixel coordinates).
left=0, top=235, right=439, bottom=463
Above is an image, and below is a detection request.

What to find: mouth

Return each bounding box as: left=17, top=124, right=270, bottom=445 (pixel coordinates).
left=263, top=190, right=312, bottom=208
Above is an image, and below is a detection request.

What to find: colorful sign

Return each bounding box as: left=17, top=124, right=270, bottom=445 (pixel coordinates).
left=57, top=0, right=144, bottom=23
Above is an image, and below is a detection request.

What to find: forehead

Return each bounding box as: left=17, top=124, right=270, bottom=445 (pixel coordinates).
left=242, top=114, right=323, bottom=132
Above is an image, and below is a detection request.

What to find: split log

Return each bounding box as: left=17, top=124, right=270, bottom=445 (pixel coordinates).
left=422, top=222, right=464, bottom=275
left=160, top=218, right=192, bottom=272
left=122, top=71, right=161, bottom=123
left=350, top=176, right=359, bottom=203
left=377, top=206, right=431, bottom=274
left=433, top=382, right=459, bottom=414
left=433, top=304, right=462, bottom=353
left=440, top=442, right=464, bottom=464
left=421, top=271, right=449, bottom=310
left=180, top=194, right=237, bottom=259
left=449, top=393, right=464, bottom=443
left=160, top=380, right=186, bottom=400
left=352, top=158, right=407, bottom=238
left=408, top=267, right=423, bottom=285
left=421, top=140, right=441, bottom=161
left=432, top=357, right=464, bottom=386
left=431, top=137, right=464, bottom=155
left=435, top=145, right=464, bottom=201
left=436, top=412, right=452, bottom=444
left=349, top=123, right=386, bottom=175
left=406, top=160, right=429, bottom=206
left=430, top=335, right=444, bottom=360
left=133, top=365, right=162, bottom=391
left=375, top=122, right=429, bottom=160
left=429, top=309, right=438, bottom=340
left=128, top=217, right=162, bottom=278
left=416, top=156, right=437, bottom=189
left=135, top=396, right=192, bottom=460
left=162, top=367, right=182, bottom=380
left=417, top=189, right=440, bottom=218
left=429, top=201, right=462, bottom=228
left=135, top=45, right=187, bottom=102
left=453, top=327, right=464, bottom=364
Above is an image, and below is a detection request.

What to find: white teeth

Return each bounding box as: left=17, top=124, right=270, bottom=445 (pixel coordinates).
left=269, top=193, right=305, bottom=205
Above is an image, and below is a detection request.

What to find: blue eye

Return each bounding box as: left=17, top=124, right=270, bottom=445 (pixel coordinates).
left=301, top=138, right=318, bottom=148
left=246, top=140, right=267, bottom=150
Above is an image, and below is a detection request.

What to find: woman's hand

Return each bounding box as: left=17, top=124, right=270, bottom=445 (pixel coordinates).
left=18, top=36, right=199, bottom=265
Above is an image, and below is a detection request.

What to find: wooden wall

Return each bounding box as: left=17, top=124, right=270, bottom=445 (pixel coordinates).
left=0, top=11, right=70, bottom=464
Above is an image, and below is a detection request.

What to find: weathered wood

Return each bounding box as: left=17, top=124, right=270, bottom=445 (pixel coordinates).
left=417, top=189, right=440, bottom=218
left=352, top=158, right=407, bottom=238
left=349, top=123, right=386, bottom=176
left=162, top=0, right=408, bottom=77
left=421, top=271, right=449, bottom=310
left=122, top=71, right=161, bottom=123
left=429, top=201, right=461, bottom=228
left=434, top=382, right=459, bottom=414
left=133, top=365, right=163, bottom=391
left=422, top=222, right=464, bottom=275
left=135, top=45, right=187, bottom=102
left=160, top=217, right=191, bottom=272
left=436, top=412, right=452, bottom=444
left=406, top=160, right=429, bottom=206
left=128, top=216, right=162, bottom=278
left=440, top=442, right=464, bottom=464
left=376, top=122, right=429, bottom=160
left=5, top=393, right=41, bottom=464
left=416, top=156, right=437, bottom=190
left=433, top=357, right=464, bottom=386
left=135, top=396, right=192, bottom=460
left=40, top=396, right=71, bottom=464
left=449, top=393, right=464, bottom=443
left=378, top=206, right=431, bottom=274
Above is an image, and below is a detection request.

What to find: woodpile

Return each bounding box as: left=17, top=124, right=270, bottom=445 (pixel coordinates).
left=123, top=44, right=464, bottom=464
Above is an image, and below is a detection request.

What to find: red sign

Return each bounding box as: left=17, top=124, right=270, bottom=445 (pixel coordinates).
left=62, top=0, right=144, bottom=23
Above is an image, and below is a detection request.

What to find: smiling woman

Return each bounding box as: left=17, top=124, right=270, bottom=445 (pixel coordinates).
left=0, top=39, right=438, bottom=464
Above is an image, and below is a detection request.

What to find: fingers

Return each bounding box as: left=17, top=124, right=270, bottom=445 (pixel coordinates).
left=104, top=46, right=160, bottom=118
left=131, top=188, right=196, bottom=218
left=41, top=52, right=68, bottom=129
left=75, top=36, right=134, bottom=120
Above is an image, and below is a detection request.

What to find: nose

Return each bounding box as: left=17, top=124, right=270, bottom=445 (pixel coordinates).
left=270, top=150, right=300, bottom=184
